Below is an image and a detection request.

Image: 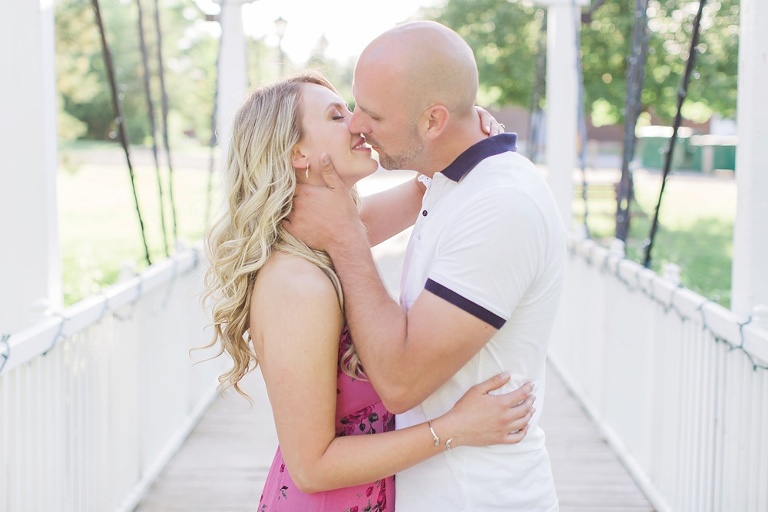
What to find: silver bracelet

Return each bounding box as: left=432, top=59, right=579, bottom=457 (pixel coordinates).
left=427, top=420, right=440, bottom=447
left=445, top=437, right=454, bottom=451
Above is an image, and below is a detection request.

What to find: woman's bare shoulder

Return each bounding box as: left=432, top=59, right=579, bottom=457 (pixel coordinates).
left=251, top=252, right=341, bottom=325
left=257, top=252, right=336, bottom=297
left=249, top=252, right=343, bottom=354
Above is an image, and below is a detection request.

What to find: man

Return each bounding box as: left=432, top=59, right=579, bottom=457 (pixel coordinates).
left=286, top=21, right=565, bottom=511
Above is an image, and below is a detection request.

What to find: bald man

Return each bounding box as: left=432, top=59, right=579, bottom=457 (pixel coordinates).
left=287, top=21, right=564, bottom=511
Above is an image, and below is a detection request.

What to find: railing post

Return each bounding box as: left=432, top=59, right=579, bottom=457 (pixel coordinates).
left=753, top=304, right=768, bottom=331
left=214, top=0, right=253, bottom=183
left=534, top=0, right=589, bottom=230
left=731, top=0, right=768, bottom=317
left=0, top=0, right=62, bottom=334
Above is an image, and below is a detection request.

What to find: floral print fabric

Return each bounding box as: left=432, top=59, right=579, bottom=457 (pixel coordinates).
left=258, top=327, right=395, bottom=511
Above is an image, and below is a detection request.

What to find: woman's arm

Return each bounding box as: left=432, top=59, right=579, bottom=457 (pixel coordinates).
left=360, top=175, right=425, bottom=247
left=251, top=255, right=534, bottom=494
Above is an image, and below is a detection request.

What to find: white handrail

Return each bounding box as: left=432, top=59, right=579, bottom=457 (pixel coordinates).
left=550, top=231, right=768, bottom=512
left=0, top=246, right=225, bottom=512
left=1, top=248, right=201, bottom=375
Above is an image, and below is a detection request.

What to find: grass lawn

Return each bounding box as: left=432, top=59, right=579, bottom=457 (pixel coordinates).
left=58, top=147, right=217, bottom=305
left=59, top=147, right=736, bottom=308
left=573, top=170, right=736, bottom=307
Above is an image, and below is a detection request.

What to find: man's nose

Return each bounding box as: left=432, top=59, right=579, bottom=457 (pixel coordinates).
left=349, top=109, right=366, bottom=134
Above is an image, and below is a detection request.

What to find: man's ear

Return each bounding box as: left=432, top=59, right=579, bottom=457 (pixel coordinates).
left=422, top=105, right=450, bottom=139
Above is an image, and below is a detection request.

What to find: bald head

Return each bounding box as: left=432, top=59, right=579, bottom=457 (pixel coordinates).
left=357, top=21, right=479, bottom=117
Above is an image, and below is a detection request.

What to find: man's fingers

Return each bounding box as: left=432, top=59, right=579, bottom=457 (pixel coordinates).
left=319, top=153, right=343, bottom=191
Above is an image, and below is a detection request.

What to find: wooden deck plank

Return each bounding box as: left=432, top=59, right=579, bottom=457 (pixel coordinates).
left=540, top=368, right=655, bottom=511
left=134, top=372, right=277, bottom=512
left=135, top=172, right=655, bottom=511
left=135, top=362, right=654, bottom=511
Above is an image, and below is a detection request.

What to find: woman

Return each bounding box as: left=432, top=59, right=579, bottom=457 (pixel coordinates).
left=203, top=73, right=535, bottom=511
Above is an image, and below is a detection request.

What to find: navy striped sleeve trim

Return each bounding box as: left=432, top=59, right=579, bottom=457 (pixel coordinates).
left=424, top=279, right=506, bottom=329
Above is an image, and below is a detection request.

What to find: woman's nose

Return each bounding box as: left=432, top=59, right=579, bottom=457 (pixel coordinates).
left=349, top=109, right=365, bottom=134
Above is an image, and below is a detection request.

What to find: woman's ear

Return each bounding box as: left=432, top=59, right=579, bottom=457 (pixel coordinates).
left=290, top=147, right=309, bottom=172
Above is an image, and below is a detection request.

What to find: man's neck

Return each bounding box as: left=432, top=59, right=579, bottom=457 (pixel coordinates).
left=419, top=124, right=488, bottom=178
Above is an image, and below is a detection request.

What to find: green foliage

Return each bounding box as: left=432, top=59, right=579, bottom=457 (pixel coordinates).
left=642, top=0, right=739, bottom=121
left=55, top=0, right=220, bottom=145
left=580, top=0, right=635, bottom=124
left=427, top=0, right=739, bottom=124
left=424, top=0, right=541, bottom=107
left=575, top=173, right=735, bottom=307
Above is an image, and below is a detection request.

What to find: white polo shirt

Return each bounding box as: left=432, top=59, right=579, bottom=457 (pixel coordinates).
left=395, top=134, right=564, bottom=512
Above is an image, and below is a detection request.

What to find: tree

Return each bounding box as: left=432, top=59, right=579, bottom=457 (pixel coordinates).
left=642, top=0, right=739, bottom=123
left=423, top=0, right=540, bottom=107
left=425, top=0, right=739, bottom=125
left=55, top=0, right=220, bottom=144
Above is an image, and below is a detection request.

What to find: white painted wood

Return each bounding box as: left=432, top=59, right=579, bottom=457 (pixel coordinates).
left=731, top=0, right=768, bottom=317
left=550, top=235, right=768, bottom=512
left=214, top=0, right=253, bottom=186
left=0, top=0, right=61, bottom=334
left=135, top=225, right=653, bottom=512
left=540, top=1, right=580, bottom=229
left=0, top=248, right=224, bottom=512
left=1, top=248, right=201, bottom=373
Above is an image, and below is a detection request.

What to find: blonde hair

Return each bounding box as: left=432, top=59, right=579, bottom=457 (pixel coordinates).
left=201, top=73, right=364, bottom=398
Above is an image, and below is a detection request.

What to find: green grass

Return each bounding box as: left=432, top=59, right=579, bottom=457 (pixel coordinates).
left=58, top=148, right=217, bottom=305
left=59, top=149, right=736, bottom=309
left=573, top=172, right=736, bottom=307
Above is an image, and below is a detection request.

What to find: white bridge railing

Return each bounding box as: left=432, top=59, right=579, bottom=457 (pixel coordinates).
left=0, top=246, right=224, bottom=512
left=2, top=232, right=766, bottom=512
left=550, top=233, right=768, bottom=512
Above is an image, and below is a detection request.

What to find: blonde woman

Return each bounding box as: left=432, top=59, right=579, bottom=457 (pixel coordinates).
left=203, top=73, right=535, bottom=511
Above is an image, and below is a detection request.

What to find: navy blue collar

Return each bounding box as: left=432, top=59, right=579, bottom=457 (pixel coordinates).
left=441, top=133, right=518, bottom=182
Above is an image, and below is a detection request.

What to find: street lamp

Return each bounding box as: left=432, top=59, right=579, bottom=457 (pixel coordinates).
left=274, top=16, right=287, bottom=76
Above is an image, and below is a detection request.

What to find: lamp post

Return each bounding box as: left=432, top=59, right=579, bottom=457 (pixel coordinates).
left=274, top=16, right=287, bottom=76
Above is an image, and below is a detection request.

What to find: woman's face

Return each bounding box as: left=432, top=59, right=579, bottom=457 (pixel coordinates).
left=296, top=83, right=379, bottom=188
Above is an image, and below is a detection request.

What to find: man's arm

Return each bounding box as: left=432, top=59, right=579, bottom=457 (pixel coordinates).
left=286, top=157, right=539, bottom=413
left=317, top=217, right=497, bottom=413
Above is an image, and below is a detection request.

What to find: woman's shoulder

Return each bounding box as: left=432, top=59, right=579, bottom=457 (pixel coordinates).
left=255, top=251, right=339, bottom=304
left=249, top=251, right=343, bottom=351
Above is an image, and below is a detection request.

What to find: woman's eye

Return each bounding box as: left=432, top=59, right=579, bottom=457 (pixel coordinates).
left=332, top=114, right=345, bottom=121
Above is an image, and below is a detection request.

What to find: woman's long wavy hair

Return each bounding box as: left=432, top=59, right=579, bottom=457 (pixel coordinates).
left=201, top=73, right=364, bottom=398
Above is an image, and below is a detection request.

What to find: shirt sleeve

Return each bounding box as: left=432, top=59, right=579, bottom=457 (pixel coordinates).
left=424, top=186, right=548, bottom=328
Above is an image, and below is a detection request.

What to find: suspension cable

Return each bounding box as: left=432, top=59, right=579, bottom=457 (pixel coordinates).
left=152, top=0, right=179, bottom=242
left=135, top=0, right=170, bottom=257
left=91, top=0, right=152, bottom=266
left=527, top=9, right=547, bottom=164
left=573, top=0, right=590, bottom=238
left=643, top=0, right=707, bottom=268
left=616, top=0, right=651, bottom=242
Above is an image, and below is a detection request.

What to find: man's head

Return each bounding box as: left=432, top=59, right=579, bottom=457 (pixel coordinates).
left=349, top=21, right=481, bottom=174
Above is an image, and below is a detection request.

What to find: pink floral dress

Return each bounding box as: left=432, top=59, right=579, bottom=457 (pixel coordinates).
left=258, top=327, right=395, bottom=511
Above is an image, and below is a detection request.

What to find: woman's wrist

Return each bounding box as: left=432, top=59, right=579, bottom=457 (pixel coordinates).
left=428, top=415, right=457, bottom=451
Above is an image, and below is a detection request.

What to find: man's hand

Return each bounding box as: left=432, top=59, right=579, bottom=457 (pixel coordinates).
left=284, top=154, right=366, bottom=251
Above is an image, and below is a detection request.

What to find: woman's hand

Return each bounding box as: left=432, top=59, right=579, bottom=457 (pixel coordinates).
left=432, top=372, right=535, bottom=449
left=476, top=106, right=506, bottom=136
